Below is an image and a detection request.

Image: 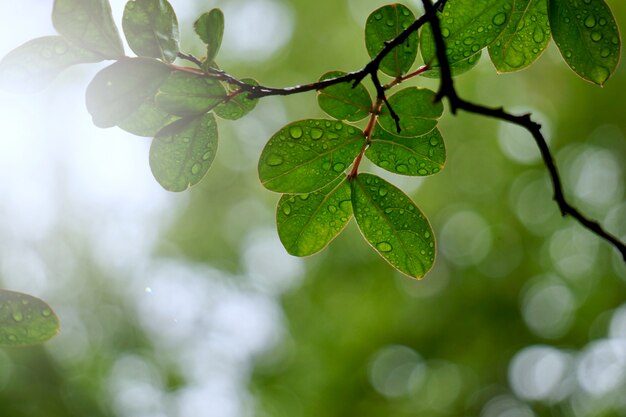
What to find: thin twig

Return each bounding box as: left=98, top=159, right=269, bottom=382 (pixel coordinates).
left=419, top=0, right=626, bottom=261
left=169, top=0, right=625, bottom=260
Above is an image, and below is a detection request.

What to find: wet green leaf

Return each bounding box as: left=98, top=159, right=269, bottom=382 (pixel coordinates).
left=366, top=127, right=446, bottom=176
left=317, top=71, right=373, bottom=122
left=155, top=71, right=227, bottom=117
left=86, top=58, right=171, bottom=128
left=150, top=113, right=218, bottom=191
left=258, top=119, right=364, bottom=194
left=549, top=0, right=621, bottom=85
left=365, top=4, right=419, bottom=77
left=421, top=0, right=514, bottom=77
left=488, top=0, right=551, bottom=72
left=52, top=0, right=124, bottom=58
left=194, top=9, right=225, bottom=65
left=277, top=175, right=353, bottom=256
left=351, top=173, right=435, bottom=279
left=0, top=290, right=60, bottom=347
left=378, top=87, right=443, bottom=137
left=214, top=78, right=259, bottom=120
left=117, top=98, right=179, bottom=137
left=0, top=36, right=102, bottom=93
left=122, top=0, right=180, bottom=63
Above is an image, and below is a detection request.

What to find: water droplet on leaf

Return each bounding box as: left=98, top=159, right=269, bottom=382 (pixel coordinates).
left=376, top=242, right=393, bottom=252
left=267, top=154, right=284, bottom=166
left=289, top=125, right=303, bottom=139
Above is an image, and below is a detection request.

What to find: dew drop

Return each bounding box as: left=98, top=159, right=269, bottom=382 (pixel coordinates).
left=408, top=157, right=417, bottom=165
left=396, top=164, right=408, bottom=173
left=41, top=308, right=52, bottom=317
left=202, top=151, right=212, bottom=161
left=590, top=31, right=602, bottom=42
left=376, top=242, right=393, bottom=252
left=584, top=15, right=596, bottom=28
left=310, top=128, right=323, bottom=140
left=492, top=13, right=506, bottom=26
left=533, top=26, right=545, bottom=43
left=591, top=66, right=610, bottom=84
left=418, top=168, right=428, bottom=175
left=429, top=136, right=439, bottom=146
left=267, top=154, right=284, bottom=166
left=8, top=334, right=17, bottom=342
left=333, top=163, right=345, bottom=172
left=327, top=205, right=337, bottom=214
left=339, top=200, right=351, bottom=212
left=334, top=122, right=343, bottom=131
left=374, top=13, right=382, bottom=21
left=282, top=204, right=292, bottom=215
left=378, top=187, right=388, bottom=197
left=299, top=194, right=310, bottom=200
left=191, top=163, right=201, bottom=175
left=12, top=311, right=24, bottom=322
left=600, top=47, right=610, bottom=58
left=289, top=125, right=303, bottom=139
left=441, top=28, right=450, bottom=38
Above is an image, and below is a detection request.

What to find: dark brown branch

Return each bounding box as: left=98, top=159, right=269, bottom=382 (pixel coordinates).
left=420, top=0, right=626, bottom=261
left=171, top=0, right=625, bottom=260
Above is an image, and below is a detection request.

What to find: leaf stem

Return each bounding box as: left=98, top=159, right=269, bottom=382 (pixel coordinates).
left=349, top=99, right=384, bottom=179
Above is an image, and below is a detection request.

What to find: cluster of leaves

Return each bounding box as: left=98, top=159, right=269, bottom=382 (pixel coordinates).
left=422, top=0, right=621, bottom=85
left=0, top=0, right=622, bottom=345
left=263, top=4, right=445, bottom=279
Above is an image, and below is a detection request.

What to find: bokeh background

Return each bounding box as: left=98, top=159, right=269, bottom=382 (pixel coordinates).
left=0, top=1, right=625, bottom=416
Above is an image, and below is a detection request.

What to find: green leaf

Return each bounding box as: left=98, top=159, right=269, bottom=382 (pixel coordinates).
left=52, top=0, right=124, bottom=58
left=0, top=36, right=103, bottom=93
left=194, top=9, right=225, bottom=64
left=365, top=4, right=419, bottom=77
left=122, top=0, right=180, bottom=63
left=378, top=87, right=443, bottom=137
left=488, top=0, right=551, bottom=72
left=316, top=71, right=373, bottom=122
left=117, top=98, right=179, bottom=137
left=277, top=175, right=353, bottom=256
left=214, top=78, right=259, bottom=120
left=0, top=290, right=59, bottom=347
left=351, top=173, right=435, bottom=279
left=155, top=71, right=227, bottom=117
left=366, top=127, right=446, bottom=176
left=150, top=113, right=218, bottom=191
left=86, top=58, right=171, bottom=128
left=548, top=0, right=621, bottom=85
left=258, top=119, right=364, bottom=193
left=420, top=0, right=514, bottom=77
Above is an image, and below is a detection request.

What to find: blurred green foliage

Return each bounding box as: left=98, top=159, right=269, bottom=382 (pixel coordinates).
left=0, top=1, right=625, bottom=417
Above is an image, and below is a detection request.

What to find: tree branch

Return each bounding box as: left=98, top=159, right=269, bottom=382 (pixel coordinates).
left=420, top=0, right=626, bottom=261
left=170, top=0, right=625, bottom=261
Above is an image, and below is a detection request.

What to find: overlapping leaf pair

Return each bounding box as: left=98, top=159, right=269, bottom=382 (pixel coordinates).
left=420, top=0, right=620, bottom=85
left=259, top=4, right=445, bottom=279
left=0, top=0, right=259, bottom=192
